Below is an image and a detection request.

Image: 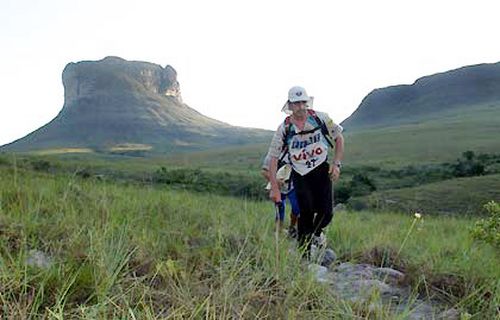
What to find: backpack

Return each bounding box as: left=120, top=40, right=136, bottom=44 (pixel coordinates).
left=278, top=109, right=334, bottom=164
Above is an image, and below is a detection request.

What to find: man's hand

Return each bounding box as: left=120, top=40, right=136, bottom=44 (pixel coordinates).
left=269, top=186, right=281, bottom=203
left=329, top=164, right=340, bottom=181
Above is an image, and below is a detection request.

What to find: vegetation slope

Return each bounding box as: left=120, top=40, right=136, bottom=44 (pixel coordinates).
left=0, top=158, right=498, bottom=318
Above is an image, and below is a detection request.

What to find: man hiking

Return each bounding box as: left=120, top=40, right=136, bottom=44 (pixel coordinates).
left=267, top=86, right=344, bottom=257
left=262, top=154, right=300, bottom=238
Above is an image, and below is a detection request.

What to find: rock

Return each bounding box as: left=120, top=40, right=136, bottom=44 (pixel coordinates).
left=63, top=56, right=182, bottom=105
left=334, top=262, right=374, bottom=279
left=351, top=279, right=393, bottom=295
left=305, top=254, right=454, bottom=319
left=310, top=246, right=337, bottom=267
left=26, top=249, right=53, bottom=269
left=373, top=267, right=405, bottom=285
left=405, top=301, right=438, bottom=320
left=320, top=249, right=337, bottom=267
left=307, top=264, right=330, bottom=283
left=302, top=249, right=460, bottom=320
left=438, top=308, right=460, bottom=320
left=336, top=279, right=395, bottom=304
left=333, top=203, right=346, bottom=212
left=2, top=57, right=271, bottom=153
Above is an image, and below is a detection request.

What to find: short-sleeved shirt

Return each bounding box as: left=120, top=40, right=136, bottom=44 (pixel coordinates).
left=267, top=110, right=342, bottom=176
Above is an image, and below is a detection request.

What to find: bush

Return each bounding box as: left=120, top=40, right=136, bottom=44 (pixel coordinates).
left=348, top=198, right=369, bottom=211
left=470, top=201, right=500, bottom=249
left=452, top=151, right=485, bottom=177
left=30, top=159, right=51, bottom=172
left=334, top=182, right=351, bottom=204
left=350, top=172, right=376, bottom=196
left=153, top=167, right=267, bottom=200
left=0, top=154, right=8, bottom=166
left=75, top=168, right=92, bottom=179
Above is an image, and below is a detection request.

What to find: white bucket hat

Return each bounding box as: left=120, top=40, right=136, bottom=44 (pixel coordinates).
left=281, top=86, right=314, bottom=113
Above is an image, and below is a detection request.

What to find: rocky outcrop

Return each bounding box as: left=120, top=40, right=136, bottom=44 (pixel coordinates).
left=308, top=250, right=460, bottom=319
left=62, top=56, right=182, bottom=106
left=2, top=57, right=271, bottom=153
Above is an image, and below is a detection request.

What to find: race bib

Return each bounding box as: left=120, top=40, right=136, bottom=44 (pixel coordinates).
left=288, top=130, right=328, bottom=175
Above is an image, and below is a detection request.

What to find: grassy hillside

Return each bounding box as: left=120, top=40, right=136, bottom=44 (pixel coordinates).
left=2, top=133, right=499, bottom=216
left=4, top=142, right=269, bottom=175
left=1, top=99, right=499, bottom=217
left=350, top=174, right=500, bottom=215
left=0, top=161, right=498, bottom=318
left=342, top=61, right=500, bottom=130
left=4, top=99, right=498, bottom=173
left=344, top=103, right=500, bottom=166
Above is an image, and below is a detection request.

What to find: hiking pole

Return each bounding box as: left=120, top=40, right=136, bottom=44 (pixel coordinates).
left=274, top=202, right=281, bottom=277
left=332, top=180, right=335, bottom=213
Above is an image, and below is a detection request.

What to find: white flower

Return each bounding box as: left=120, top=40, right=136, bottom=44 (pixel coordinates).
left=414, top=212, right=422, bottom=219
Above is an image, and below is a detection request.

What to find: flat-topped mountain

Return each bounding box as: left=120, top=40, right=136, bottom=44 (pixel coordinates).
left=342, top=62, right=500, bottom=130
left=2, top=56, right=271, bottom=154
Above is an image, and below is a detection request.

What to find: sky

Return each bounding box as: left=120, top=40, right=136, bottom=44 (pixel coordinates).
left=2, top=0, right=500, bottom=146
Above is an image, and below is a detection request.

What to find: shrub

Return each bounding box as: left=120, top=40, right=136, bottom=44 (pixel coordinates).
left=75, top=168, right=92, bottom=179
left=30, top=159, right=51, bottom=172
left=0, top=154, right=8, bottom=166
left=153, top=167, right=267, bottom=200
left=452, top=150, right=485, bottom=177
left=349, top=198, right=369, bottom=211
left=350, top=172, right=376, bottom=196
left=470, top=201, right=500, bottom=249
left=334, top=182, right=351, bottom=204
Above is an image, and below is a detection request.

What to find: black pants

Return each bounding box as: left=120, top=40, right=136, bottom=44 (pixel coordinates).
left=291, top=161, right=333, bottom=249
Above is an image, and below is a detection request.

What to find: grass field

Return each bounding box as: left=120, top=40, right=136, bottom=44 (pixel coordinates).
left=1, top=102, right=498, bottom=317
left=6, top=103, right=499, bottom=173
left=0, top=161, right=498, bottom=318
left=350, top=173, right=500, bottom=215
left=344, top=104, right=500, bottom=167
left=3, top=129, right=499, bottom=216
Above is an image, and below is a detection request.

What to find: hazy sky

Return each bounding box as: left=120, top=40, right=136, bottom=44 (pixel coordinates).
left=1, top=0, right=500, bottom=146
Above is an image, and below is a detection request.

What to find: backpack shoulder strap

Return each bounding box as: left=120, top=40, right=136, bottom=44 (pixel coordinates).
left=279, top=116, right=294, bottom=164
left=307, top=109, right=334, bottom=148
left=282, top=116, right=295, bottom=144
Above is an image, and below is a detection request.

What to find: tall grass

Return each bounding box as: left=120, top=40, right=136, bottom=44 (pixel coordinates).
left=0, top=164, right=498, bottom=318
left=329, top=211, right=499, bottom=316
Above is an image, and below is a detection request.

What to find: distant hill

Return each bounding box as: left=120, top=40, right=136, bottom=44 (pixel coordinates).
left=342, top=62, right=500, bottom=131
left=335, top=62, right=500, bottom=214
left=1, top=57, right=271, bottom=154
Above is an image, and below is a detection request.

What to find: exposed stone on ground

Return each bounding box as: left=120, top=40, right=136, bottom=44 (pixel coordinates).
left=26, top=249, right=53, bottom=269
left=372, top=266, right=405, bottom=285
left=333, top=203, right=346, bottom=212
left=310, top=246, right=337, bottom=267
left=320, top=248, right=337, bottom=267
left=307, top=250, right=460, bottom=319
left=438, top=308, right=460, bottom=320
left=329, top=262, right=398, bottom=303
left=307, top=264, right=329, bottom=283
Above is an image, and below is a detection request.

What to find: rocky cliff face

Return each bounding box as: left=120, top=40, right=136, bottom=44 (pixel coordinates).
left=2, top=57, right=271, bottom=154
left=62, top=56, right=182, bottom=106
